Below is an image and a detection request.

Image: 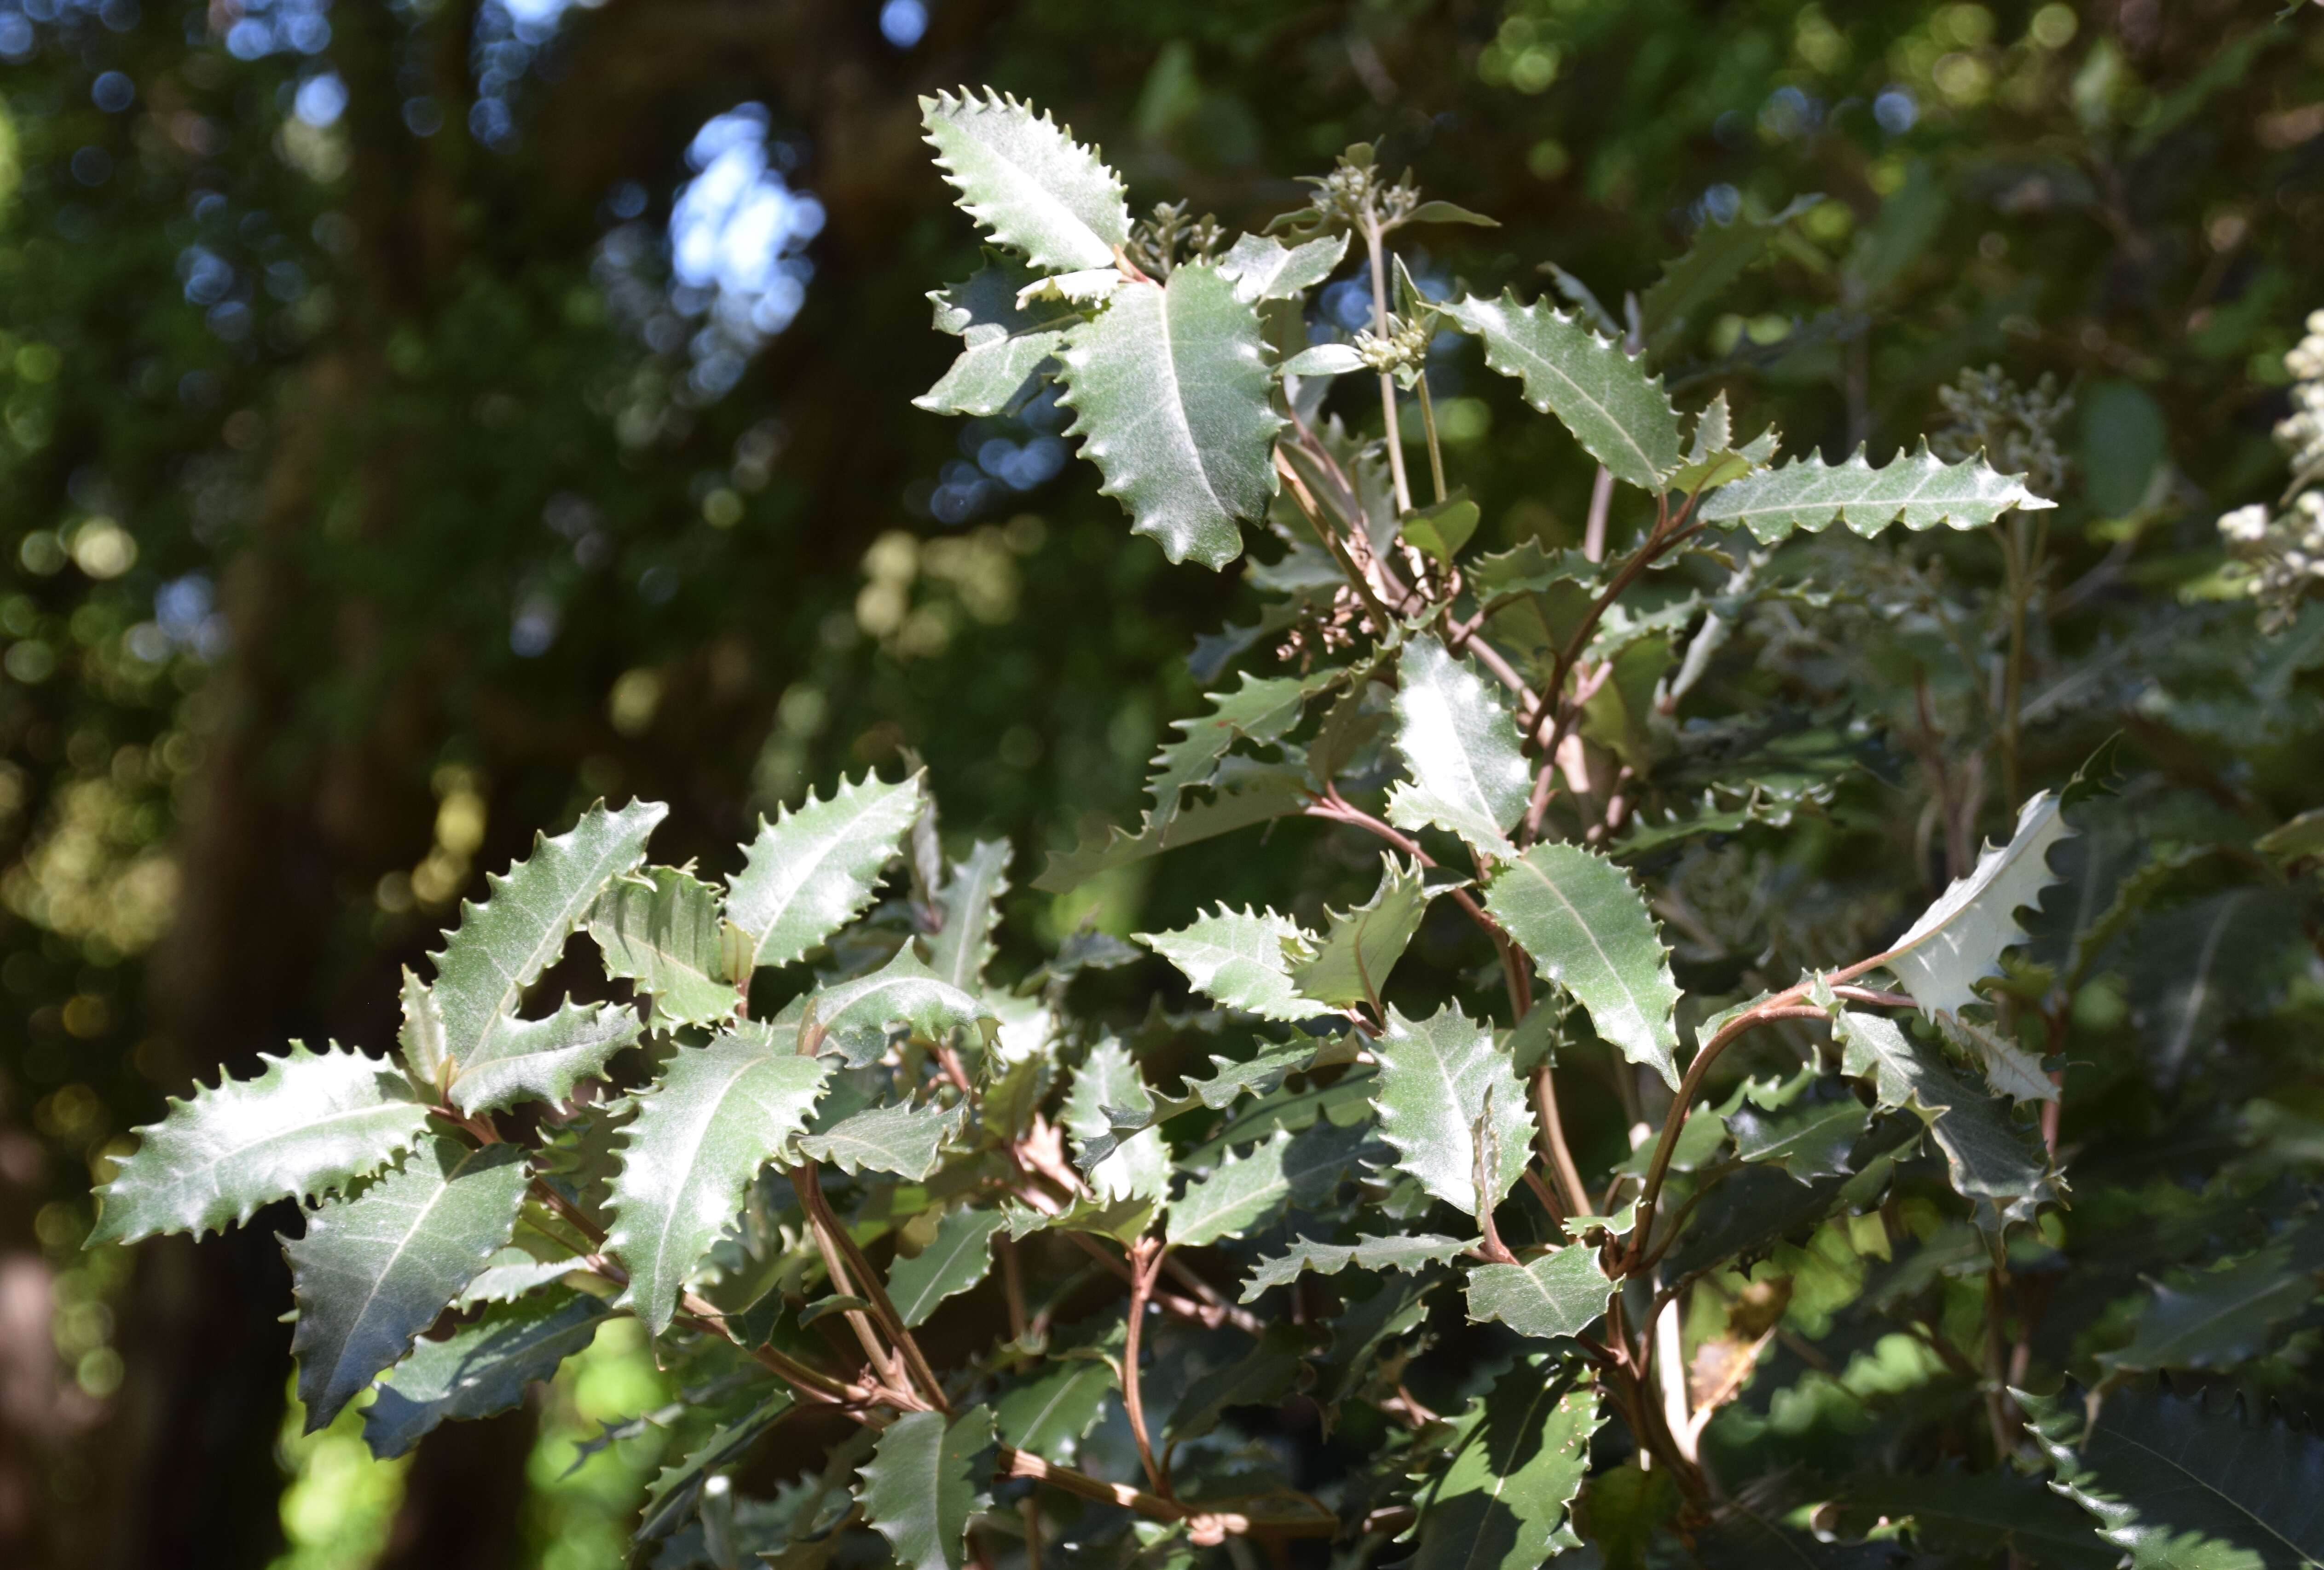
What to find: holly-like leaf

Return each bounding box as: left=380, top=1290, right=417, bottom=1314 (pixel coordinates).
left=284, top=1137, right=531, bottom=1431
left=2028, top=1383, right=2324, bottom=1569
left=727, top=770, right=924, bottom=975
left=456, top=1243, right=581, bottom=1307
left=364, top=1289, right=608, bottom=1460
left=919, top=90, right=1129, bottom=273
left=1371, top=1004, right=1535, bottom=1217
left=1727, top=1085, right=1869, bottom=1181
left=994, top=1356, right=1117, bottom=1463
left=1666, top=392, right=1781, bottom=492
left=805, top=949, right=994, bottom=1068
left=1469, top=540, right=1599, bottom=605
left=1032, top=773, right=1308, bottom=893
left=89, top=1043, right=430, bottom=1246
left=428, top=799, right=666, bottom=1114
left=1288, top=854, right=1437, bottom=1010
left=1056, top=262, right=1285, bottom=570
left=398, top=967, right=449, bottom=1093
left=1240, top=1233, right=1470, bottom=1302
left=1168, top=1130, right=1296, bottom=1248
left=1638, top=198, right=1821, bottom=350
left=1414, top=1367, right=1601, bottom=1570
left=1833, top=1467, right=2119, bottom=1570
left=1485, top=843, right=1682, bottom=1089
left=1386, top=635, right=1531, bottom=861
left=1064, top=1038, right=1168, bottom=1203
left=925, top=838, right=1012, bottom=994
left=794, top=1100, right=964, bottom=1183
left=889, top=1207, right=1009, bottom=1326
left=588, top=865, right=736, bottom=1029
left=858, top=1406, right=995, bottom=1570
left=1217, top=231, right=1349, bottom=302
left=607, top=1033, right=831, bottom=1334
left=1880, top=791, right=2074, bottom=1022
left=915, top=258, right=1083, bottom=417
left=1463, top=1246, right=1614, bottom=1341
left=1833, top=1011, right=2052, bottom=1211
left=639, top=1392, right=797, bottom=1541
left=1438, top=291, right=1682, bottom=488
left=1698, top=440, right=2054, bottom=544
left=1142, top=671, right=1330, bottom=835
left=2100, top=1222, right=2324, bottom=1373
left=1140, top=905, right=1326, bottom=1022
left=1166, top=1324, right=1305, bottom=1442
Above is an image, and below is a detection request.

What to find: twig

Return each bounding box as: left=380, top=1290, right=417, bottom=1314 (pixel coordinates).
left=792, top=1163, right=950, bottom=1413
left=1121, top=1238, right=1171, bottom=1496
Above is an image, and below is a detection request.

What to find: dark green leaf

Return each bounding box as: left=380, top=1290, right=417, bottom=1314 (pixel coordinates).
left=1463, top=1246, right=1614, bottom=1340
left=364, top=1290, right=607, bottom=1459
left=1413, top=1364, right=1600, bottom=1570
left=916, top=258, right=1082, bottom=417
left=858, top=1406, right=995, bottom=1570
left=1439, top=291, right=1682, bottom=488
left=888, top=1207, right=1008, bottom=1326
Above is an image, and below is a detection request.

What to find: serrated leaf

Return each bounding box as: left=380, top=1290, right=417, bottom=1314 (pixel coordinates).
left=588, top=865, right=736, bottom=1029
left=1833, top=1011, right=2052, bottom=1211
left=1140, top=905, right=1325, bottom=1022
left=805, top=949, right=995, bottom=1068
left=1666, top=392, right=1781, bottom=492
left=89, top=1043, right=430, bottom=1246
left=398, top=968, right=449, bottom=1093
left=916, top=257, right=1082, bottom=417
left=1415, top=1368, right=1601, bottom=1570
left=2028, top=1383, right=2324, bottom=1569
left=1833, top=1467, right=2119, bottom=1570
left=640, top=1392, right=797, bottom=1541
left=284, top=1137, right=530, bottom=1431
left=889, top=1207, right=1008, bottom=1327
left=1056, top=262, right=1285, bottom=570
left=1240, top=1233, right=1469, bottom=1302
left=607, top=1034, right=831, bottom=1334
left=1699, top=439, right=2055, bottom=544
left=1439, top=291, right=1682, bottom=488
left=1469, top=540, right=1600, bottom=605
left=794, top=1100, right=964, bottom=1182
left=1371, top=1004, right=1534, bottom=1217
left=1166, top=1324, right=1304, bottom=1442
left=431, top=799, right=665, bottom=1111
left=1463, top=1246, right=1614, bottom=1340
left=2129, top=888, right=2300, bottom=1083
left=2100, top=1223, right=2324, bottom=1373
left=1142, top=672, right=1330, bottom=835
left=456, top=1243, right=581, bottom=1307
left=1485, top=843, right=1682, bottom=1089
left=364, top=1289, right=607, bottom=1459
left=1881, top=791, right=2074, bottom=1022
left=925, top=838, right=1011, bottom=993
left=1033, top=773, right=1308, bottom=893
left=919, top=90, right=1128, bottom=272
left=995, top=1357, right=1116, bottom=1462
left=727, top=771, right=924, bottom=975
left=1638, top=197, right=1821, bottom=350
left=1168, top=1130, right=1296, bottom=1248
left=1219, top=231, right=1349, bottom=302
left=1726, top=1085, right=1869, bottom=1180
left=1064, top=1039, right=1168, bottom=1203
left=859, top=1405, right=994, bottom=1570
left=1287, top=854, right=1435, bottom=1010
left=1386, top=635, right=1531, bottom=861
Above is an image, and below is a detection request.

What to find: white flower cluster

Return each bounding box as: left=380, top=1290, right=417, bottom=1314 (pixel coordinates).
left=2220, top=309, right=2324, bottom=631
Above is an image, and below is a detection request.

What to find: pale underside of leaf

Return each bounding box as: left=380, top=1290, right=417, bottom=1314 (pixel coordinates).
left=1698, top=439, right=2055, bottom=544
left=1881, top=790, right=2072, bottom=1021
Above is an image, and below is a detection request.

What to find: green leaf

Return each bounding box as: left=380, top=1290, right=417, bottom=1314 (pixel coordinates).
left=1286, top=854, right=1436, bottom=1010
left=889, top=1207, right=1008, bottom=1327
left=1833, top=1467, right=2119, bottom=1570
left=364, top=1289, right=607, bottom=1460
left=1468, top=540, right=1599, bottom=605
left=607, top=1033, right=831, bottom=1335
left=1142, top=671, right=1329, bottom=835
left=1414, top=1367, right=1601, bottom=1570
left=1217, top=231, right=1348, bottom=302
left=1881, top=791, right=2074, bottom=1022
left=1385, top=635, right=1531, bottom=861
left=1463, top=1247, right=1614, bottom=1340
left=587, top=865, right=736, bottom=1029
left=727, top=770, right=924, bottom=975
left=456, top=1243, right=580, bottom=1307
left=1240, top=1233, right=1469, bottom=1302
left=915, top=258, right=1083, bottom=417
left=1408, top=199, right=1501, bottom=228
left=1833, top=1011, right=2053, bottom=1211
left=429, top=799, right=665, bottom=1114
left=1371, top=1004, right=1535, bottom=1216
left=1486, top=843, right=1682, bottom=1088
left=1666, top=392, right=1781, bottom=492
left=795, top=1100, right=963, bottom=1183
left=1699, top=440, right=2055, bottom=545
left=1438, top=290, right=1682, bottom=488
left=2100, top=1224, right=2324, bottom=1373
left=1064, top=1038, right=1168, bottom=1203
left=1399, top=495, right=1481, bottom=565
left=1638, top=198, right=1821, bottom=349
left=1140, top=905, right=1325, bottom=1022
left=2028, top=1383, right=2324, bottom=1569
left=919, top=90, right=1129, bottom=272
left=925, top=838, right=1012, bottom=993
left=1168, top=1130, right=1295, bottom=1248
left=398, top=967, right=450, bottom=1094
left=858, top=1406, right=995, bottom=1570
left=1033, top=773, right=1307, bottom=893
left=806, top=949, right=995, bottom=1068
left=284, top=1138, right=531, bottom=1431
left=1280, top=343, right=1365, bottom=377
left=90, top=1043, right=430, bottom=1246
left=640, top=1392, right=797, bottom=1541
left=994, top=1357, right=1117, bottom=1463
left=1056, top=262, right=1285, bottom=570
left=1166, top=1324, right=1305, bottom=1441
left=1725, top=1082, right=1869, bottom=1181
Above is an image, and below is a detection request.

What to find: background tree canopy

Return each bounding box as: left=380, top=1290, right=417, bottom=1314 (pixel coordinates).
left=0, top=1, right=2319, bottom=1567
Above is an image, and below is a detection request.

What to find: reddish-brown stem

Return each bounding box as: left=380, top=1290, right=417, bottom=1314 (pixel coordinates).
left=1121, top=1239, right=1171, bottom=1496
left=998, top=1233, right=1029, bottom=1343
left=1530, top=1067, right=1591, bottom=1218
left=792, top=1163, right=950, bottom=1413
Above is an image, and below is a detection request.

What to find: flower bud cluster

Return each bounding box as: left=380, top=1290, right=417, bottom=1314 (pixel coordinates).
left=2220, top=310, right=2324, bottom=632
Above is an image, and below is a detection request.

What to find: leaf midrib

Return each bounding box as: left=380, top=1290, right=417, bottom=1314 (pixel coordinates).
left=2100, top=1428, right=2312, bottom=1561
left=1500, top=851, right=1651, bottom=1045
left=1470, top=297, right=1661, bottom=483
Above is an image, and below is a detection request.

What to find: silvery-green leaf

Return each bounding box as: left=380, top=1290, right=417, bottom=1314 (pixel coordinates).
left=1287, top=853, right=1438, bottom=1010
left=794, top=1100, right=964, bottom=1182
left=364, top=1289, right=607, bottom=1459
left=1468, top=540, right=1600, bottom=605
left=1033, top=773, right=1308, bottom=893
left=1140, top=905, right=1326, bottom=1022
left=888, top=1208, right=1008, bottom=1327
left=1414, top=1368, right=1600, bottom=1570
left=1240, top=1233, right=1470, bottom=1302
left=1140, top=669, right=1340, bottom=835
left=1168, top=1129, right=1295, bottom=1248
left=284, top=1138, right=531, bottom=1431
left=916, top=257, right=1082, bottom=418
left=398, top=967, right=449, bottom=1093
left=1056, top=262, right=1285, bottom=570
left=1219, top=231, right=1348, bottom=301
left=919, top=89, right=1128, bottom=272
left=1280, top=343, right=1366, bottom=378
left=1666, top=392, right=1781, bottom=491
left=925, top=838, right=1011, bottom=994
left=456, top=1244, right=582, bottom=1307
left=1833, top=1011, right=2052, bottom=1210
left=588, top=865, right=736, bottom=1029
left=1698, top=440, right=2055, bottom=545
left=858, top=1406, right=994, bottom=1570
left=1484, top=843, right=1682, bottom=1089
left=1881, top=791, right=2073, bottom=1021
left=727, top=770, right=924, bottom=975
left=1385, top=635, right=1531, bottom=861
left=1463, top=1246, right=1613, bottom=1340
left=1017, top=267, right=1124, bottom=307
left=1438, top=291, right=1682, bottom=488
left=90, top=1043, right=430, bottom=1246
left=607, top=1033, right=831, bottom=1334
left=803, top=949, right=994, bottom=1068
left=1370, top=1004, right=1534, bottom=1216
left=433, top=799, right=666, bottom=1113
left=1064, top=1039, right=1167, bottom=1203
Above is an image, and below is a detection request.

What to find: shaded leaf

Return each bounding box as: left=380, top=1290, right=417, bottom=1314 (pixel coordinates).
left=1727, top=1083, right=1870, bottom=1181
left=1064, top=1039, right=1168, bottom=1203
left=588, top=865, right=736, bottom=1029
left=1639, top=198, right=1821, bottom=350
left=995, top=1357, right=1116, bottom=1463
left=1414, top=1366, right=1600, bottom=1570
left=1833, top=1011, right=2053, bottom=1212
left=925, top=838, right=1012, bottom=993
left=1439, top=290, right=1682, bottom=488
left=919, top=90, right=1128, bottom=272
left=727, top=771, right=924, bottom=975
left=1033, top=773, right=1307, bottom=893
left=859, top=1406, right=995, bottom=1570
left=1386, top=635, right=1531, bottom=860
left=1287, top=854, right=1437, bottom=1010
left=1371, top=1004, right=1534, bottom=1217
left=1486, top=843, right=1682, bottom=1088
left=915, top=257, right=1083, bottom=417
left=364, top=1290, right=607, bottom=1460
left=1699, top=440, right=2054, bottom=545
left=639, top=1392, right=797, bottom=1541
left=1833, top=1466, right=2117, bottom=1570
left=1167, top=1325, right=1305, bottom=1442
left=889, top=1208, right=1008, bottom=1327
left=1463, top=1247, right=1614, bottom=1340
left=2101, top=1221, right=2324, bottom=1373
left=806, top=949, right=994, bottom=1068
left=1168, top=1130, right=1295, bottom=1248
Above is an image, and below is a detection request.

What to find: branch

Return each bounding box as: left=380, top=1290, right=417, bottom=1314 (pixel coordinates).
left=792, top=1163, right=951, bottom=1413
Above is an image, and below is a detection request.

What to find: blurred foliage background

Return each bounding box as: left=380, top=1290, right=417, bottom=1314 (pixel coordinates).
left=0, top=0, right=2315, bottom=1565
